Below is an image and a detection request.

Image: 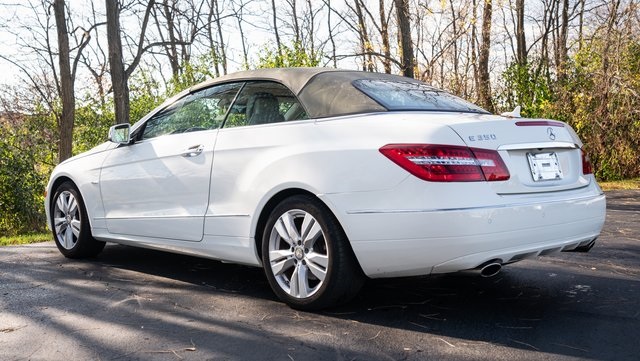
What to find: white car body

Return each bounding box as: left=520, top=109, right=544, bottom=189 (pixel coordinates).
left=45, top=68, right=606, bottom=307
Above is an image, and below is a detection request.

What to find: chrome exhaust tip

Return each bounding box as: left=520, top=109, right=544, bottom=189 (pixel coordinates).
left=479, top=262, right=502, bottom=278
left=461, top=260, right=503, bottom=278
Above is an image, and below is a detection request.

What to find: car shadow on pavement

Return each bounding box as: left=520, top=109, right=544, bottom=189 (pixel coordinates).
left=74, top=240, right=640, bottom=361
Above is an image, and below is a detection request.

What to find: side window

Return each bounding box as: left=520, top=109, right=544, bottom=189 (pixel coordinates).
left=224, top=81, right=307, bottom=128
left=142, top=82, right=243, bottom=139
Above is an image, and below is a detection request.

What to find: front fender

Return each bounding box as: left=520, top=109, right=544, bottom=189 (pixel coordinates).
left=45, top=143, right=116, bottom=231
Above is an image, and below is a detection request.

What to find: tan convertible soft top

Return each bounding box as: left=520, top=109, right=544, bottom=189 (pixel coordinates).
left=191, top=67, right=335, bottom=95
left=189, top=67, right=438, bottom=118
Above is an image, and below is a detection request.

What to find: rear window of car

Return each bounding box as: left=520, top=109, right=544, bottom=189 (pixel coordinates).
left=352, top=79, right=489, bottom=114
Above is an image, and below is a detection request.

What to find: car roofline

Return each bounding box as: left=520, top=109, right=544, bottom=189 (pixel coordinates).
left=189, top=67, right=348, bottom=95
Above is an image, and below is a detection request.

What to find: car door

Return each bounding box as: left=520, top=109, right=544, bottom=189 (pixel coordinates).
left=204, top=81, right=309, bottom=239
left=100, top=82, right=243, bottom=241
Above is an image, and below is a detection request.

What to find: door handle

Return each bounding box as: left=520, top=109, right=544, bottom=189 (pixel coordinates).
left=182, top=144, right=204, bottom=157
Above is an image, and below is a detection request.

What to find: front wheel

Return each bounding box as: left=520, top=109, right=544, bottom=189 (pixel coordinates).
left=50, top=181, right=105, bottom=258
left=262, top=195, right=364, bottom=310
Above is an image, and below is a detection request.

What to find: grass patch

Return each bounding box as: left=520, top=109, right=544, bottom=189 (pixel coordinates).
left=599, top=178, right=640, bottom=191
left=0, top=233, right=51, bottom=246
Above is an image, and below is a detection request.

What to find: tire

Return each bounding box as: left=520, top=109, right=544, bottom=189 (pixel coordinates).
left=262, top=195, right=364, bottom=310
left=50, top=181, right=105, bottom=258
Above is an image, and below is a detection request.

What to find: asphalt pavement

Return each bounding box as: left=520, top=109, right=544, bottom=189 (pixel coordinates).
left=1, top=190, right=638, bottom=361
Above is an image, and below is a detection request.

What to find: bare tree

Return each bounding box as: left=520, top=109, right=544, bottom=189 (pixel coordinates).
left=79, top=1, right=109, bottom=105
left=53, top=0, right=74, bottom=161
left=394, top=0, right=414, bottom=78
left=515, top=0, right=527, bottom=65
left=270, top=0, right=282, bottom=57
left=477, top=0, right=494, bottom=112
left=577, top=0, right=585, bottom=50
left=302, top=0, right=322, bottom=60
left=285, top=0, right=300, bottom=44
left=106, top=0, right=191, bottom=124
left=538, top=0, right=557, bottom=74
left=598, top=0, right=622, bottom=116
left=326, top=0, right=337, bottom=67
left=106, top=0, right=131, bottom=124
left=157, top=0, right=180, bottom=77
left=231, top=0, right=250, bottom=69
left=203, top=0, right=222, bottom=77
left=448, top=0, right=462, bottom=92
left=350, top=0, right=374, bottom=71
left=346, top=1, right=397, bottom=73
left=378, top=0, right=392, bottom=73
left=556, top=0, right=569, bottom=81
left=212, top=0, right=227, bottom=74
left=471, top=0, right=479, bottom=92
left=0, top=0, right=95, bottom=161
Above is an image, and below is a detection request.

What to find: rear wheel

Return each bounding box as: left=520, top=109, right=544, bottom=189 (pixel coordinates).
left=50, top=181, right=105, bottom=258
left=262, top=195, right=364, bottom=310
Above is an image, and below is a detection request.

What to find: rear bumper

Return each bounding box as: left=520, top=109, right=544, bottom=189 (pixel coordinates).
left=324, top=191, right=606, bottom=278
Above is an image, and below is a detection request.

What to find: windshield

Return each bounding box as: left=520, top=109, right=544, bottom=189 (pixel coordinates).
left=353, top=79, right=489, bottom=114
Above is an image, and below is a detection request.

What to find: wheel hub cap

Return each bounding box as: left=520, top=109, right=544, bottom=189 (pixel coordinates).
left=294, top=247, right=305, bottom=260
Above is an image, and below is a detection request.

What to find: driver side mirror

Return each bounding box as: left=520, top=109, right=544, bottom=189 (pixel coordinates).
left=108, top=123, right=131, bottom=145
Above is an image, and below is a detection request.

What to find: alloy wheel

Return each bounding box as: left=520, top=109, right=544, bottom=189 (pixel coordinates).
left=267, top=209, right=329, bottom=299
left=53, top=190, right=81, bottom=250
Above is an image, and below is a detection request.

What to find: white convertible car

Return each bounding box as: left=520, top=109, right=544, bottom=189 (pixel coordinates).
left=46, top=68, right=606, bottom=309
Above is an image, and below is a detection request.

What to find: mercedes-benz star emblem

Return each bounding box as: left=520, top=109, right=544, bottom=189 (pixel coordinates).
left=547, top=127, right=556, bottom=141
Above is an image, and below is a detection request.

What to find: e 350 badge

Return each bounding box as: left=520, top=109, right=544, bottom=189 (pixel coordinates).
left=468, top=134, right=497, bottom=142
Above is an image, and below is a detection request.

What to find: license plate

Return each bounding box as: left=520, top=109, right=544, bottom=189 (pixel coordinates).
left=527, top=152, right=563, bottom=181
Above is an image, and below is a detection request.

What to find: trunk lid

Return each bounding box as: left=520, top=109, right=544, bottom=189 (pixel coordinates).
left=447, top=116, right=590, bottom=194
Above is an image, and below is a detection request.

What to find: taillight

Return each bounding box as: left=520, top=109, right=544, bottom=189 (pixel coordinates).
left=581, top=150, right=593, bottom=175
left=379, top=144, right=510, bottom=182
left=470, top=148, right=512, bottom=181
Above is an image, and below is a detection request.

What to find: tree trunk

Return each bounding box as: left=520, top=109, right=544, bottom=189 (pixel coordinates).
left=53, top=0, right=74, bottom=162
left=234, top=1, right=249, bottom=69
left=557, top=0, right=569, bottom=81
left=271, top=0, right=282, bottom=58
left=206, top=1, right=221, bottom=77
left=213, top=0, right=227, bottom=74
left=578, top=0, right=585, bottom=51
left=471, top=0, right=478, bottom=93
left=354, top=0, right=373, bottom=71
left=379, top=0, right=391, bottom=73
left=106, top=0, right=130, bottom=124
left=599, top=0, right=621, bottom=117
left=515, top=0, right=527, bottom=65
left=477, top=0, right=494, bottom=113
left=539, top=0, right=556, bottom=74
left=394, top=0, right=414, bottom=78
left=289, top=0, right=300, bottom=44
left=449, top=0, right=460, bottom=92
left=305, top=0, right=316, bottom=60
left=327, top=0, right=337, bottom=67
left=162, top=0, right=180, bottom=78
